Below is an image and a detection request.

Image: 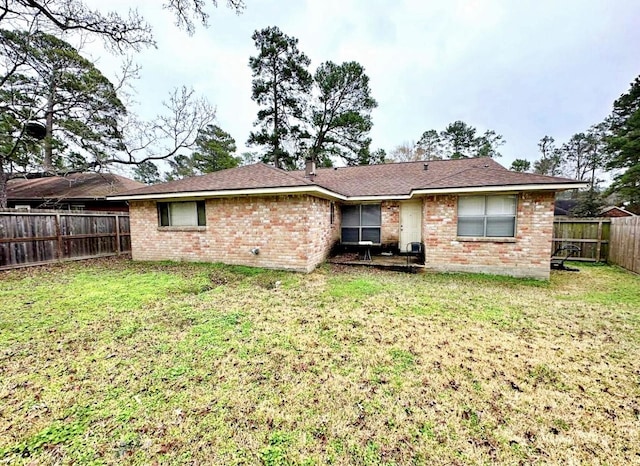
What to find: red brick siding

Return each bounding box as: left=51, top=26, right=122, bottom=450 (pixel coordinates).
left=129, top=191, right=555, bottom=278
left=129, top=195, right=338, bottom=272
left=422, top=192, right=555, bottom=279
left=307, top=198, right=341, bottom=269
left=381, top=201, right=400, bottom=246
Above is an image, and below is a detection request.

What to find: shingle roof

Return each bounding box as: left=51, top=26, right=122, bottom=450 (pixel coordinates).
left=111, top=159, right=584, bottom=199
left=118, top=163, right=314, bottom=197
left=290, top=158, right=579, bottom=197
left=7, top=173, right=144, bottom=200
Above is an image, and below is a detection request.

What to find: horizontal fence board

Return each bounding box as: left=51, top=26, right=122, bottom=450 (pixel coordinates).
left=551, top=238, right=609, bottom=244
left=0, top=209, right=130, bottom=270
left=552, top=218, right=611, bottom=262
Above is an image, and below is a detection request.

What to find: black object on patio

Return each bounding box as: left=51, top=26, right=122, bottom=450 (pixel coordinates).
left=405, top=242, right=425, bottom=270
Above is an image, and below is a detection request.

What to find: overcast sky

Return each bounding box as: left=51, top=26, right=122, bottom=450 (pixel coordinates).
left=85, top=0, right=640, bottom=169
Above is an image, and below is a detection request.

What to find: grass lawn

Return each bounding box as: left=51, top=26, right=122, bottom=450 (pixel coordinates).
left=1, top=258, right=639, bottom=465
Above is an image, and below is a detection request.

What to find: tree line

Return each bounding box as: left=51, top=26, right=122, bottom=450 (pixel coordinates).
left=0, top=0, right=244, bottom=207
left=1, top=3, right=638, bottom=214
left=389, top=121, right=505, bottom=162
left=385, top=79, right=640, bottom=216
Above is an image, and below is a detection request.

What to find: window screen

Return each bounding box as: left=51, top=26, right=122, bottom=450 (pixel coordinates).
left=170, top=202, right=197, bottom=226
left=158, top=201, right=206, bottom=227
left=361, top=205, right=381, bottom=226
left=457, top=195, right=516, bottom=237
left=341, top=205, right=360, bottom=226
left=340, top=204, right=382, bottom=244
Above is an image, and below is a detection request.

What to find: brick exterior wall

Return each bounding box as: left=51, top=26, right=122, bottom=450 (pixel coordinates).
left=381, top=201, right=400, bottom=247
left=129, top=191, right=555, bottom=278
left=422, top=192, right=555, bottom=279
left=129, top=195, right=339, bottom=272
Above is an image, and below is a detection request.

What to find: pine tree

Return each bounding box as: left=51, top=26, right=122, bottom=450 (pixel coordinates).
left=606, top=76, right=640, bottom=212
left=247, top=26, right=312, bottom=169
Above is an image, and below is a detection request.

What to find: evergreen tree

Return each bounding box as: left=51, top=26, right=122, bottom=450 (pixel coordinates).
left=191, top=124, right=239, bottom=173
left=247, top=26, right=312, bottom=169
left=0, top=29, right=126, bottom=207
left=416, top=129, right=443, bottom=160
left=440, top=121, right=477, bottom=159
left=606, top=76, right=640, bottom=212
left=415, top=122, right=504, bottom=159
left=475, top=129, right=504, bottom=158
left=510, top=159, right=531, bottom=172
left=1, top=30, right=126, bottom=171
left=569, top=189, right=605, bottom=217
left=165, top=124, right=239, bottom=180
left=132, top=161, right=161, bottom=185
left=307, top=61, right=377, bottom=166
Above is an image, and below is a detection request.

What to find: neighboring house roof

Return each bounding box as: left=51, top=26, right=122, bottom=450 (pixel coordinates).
left=600, top=206, right=636, bottom=217
left=7, top=173, right=144, bottom=201
left=109, top=159, right=587, bottom=201
left=118, top=163, right=314, bottom=198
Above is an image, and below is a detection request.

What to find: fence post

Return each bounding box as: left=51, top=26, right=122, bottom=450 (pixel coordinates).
left=596, top=219, right=603, bottom=262
left=115, top=215, right=121, bottom=254
left=55, top=212, right=63, bottom=260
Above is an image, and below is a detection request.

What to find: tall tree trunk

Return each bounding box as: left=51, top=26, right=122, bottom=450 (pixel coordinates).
left=43, top=69, right=56, bottom=172
left=43, top=95, right=54, bottom=172
left=0, top=164, right=8, bottom=209
left=272, top=59, right=280, bottom=169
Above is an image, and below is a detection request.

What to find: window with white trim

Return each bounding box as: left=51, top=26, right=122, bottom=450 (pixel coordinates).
left=158, top=201, right=206, bottom=227
left=457, top=195, right=516, bottom=237
left=341, top=204, right=381, bottom=244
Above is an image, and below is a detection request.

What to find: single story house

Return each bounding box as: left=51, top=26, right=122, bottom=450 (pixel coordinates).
left=7, top=173, right=144, bottom=212
left=108, top=159, right=587, bottom=279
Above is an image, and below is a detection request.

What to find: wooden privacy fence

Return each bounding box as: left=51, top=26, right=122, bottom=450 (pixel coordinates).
left=0, top=209, right=130, bottom=270
left=552, top=217, right=610, bottom=262
left=609, top=216, right=640, bottom=274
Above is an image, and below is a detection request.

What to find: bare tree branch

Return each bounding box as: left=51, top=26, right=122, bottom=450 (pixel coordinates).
left=104, top=86, right=216, bottom=166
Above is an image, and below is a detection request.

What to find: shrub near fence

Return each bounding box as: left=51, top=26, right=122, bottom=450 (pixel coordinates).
left=0, top=209, right=130, bottom=270
left=609, top=216, right=640, bottom=274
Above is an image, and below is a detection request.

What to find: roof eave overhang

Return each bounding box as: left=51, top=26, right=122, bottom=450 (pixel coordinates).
left=411, top=182, right=588, bottom=195
left=108, top=182, right=588, bottom=202
left=107, top=185, right=346, bottom=201
left=8, top=196, right=110, bottom=201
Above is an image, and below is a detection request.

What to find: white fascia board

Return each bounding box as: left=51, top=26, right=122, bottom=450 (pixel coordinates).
left=411, top=183, right=588, bottom=195
left=108, top=182, right=588, bottom=202
left=341, top=195, right=412, bottom=202
left=107, top=185, right=347, bottom=201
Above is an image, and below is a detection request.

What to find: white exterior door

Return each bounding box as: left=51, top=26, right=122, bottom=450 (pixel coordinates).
left=399, top=201, right=423, bottom=252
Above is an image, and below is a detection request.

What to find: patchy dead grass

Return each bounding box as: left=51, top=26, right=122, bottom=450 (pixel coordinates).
left=1, top=258, right=639, bottom=465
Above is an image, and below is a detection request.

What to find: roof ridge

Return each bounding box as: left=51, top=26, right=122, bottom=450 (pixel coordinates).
left=310, top=157, right=502, bottom=173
